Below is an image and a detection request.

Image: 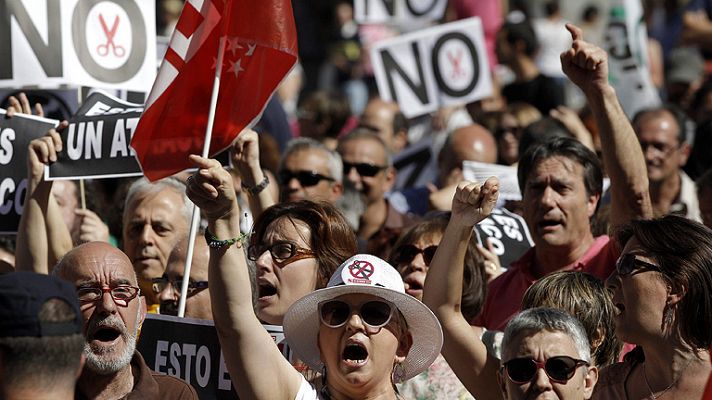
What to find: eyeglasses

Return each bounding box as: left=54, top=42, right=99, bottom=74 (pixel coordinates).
left=319, top=299, right=395, bottom=333
left=247, top=241, right=316, bottom=268
left=394, top=245, right=438, bottom=266
left=151, top=275, right=209, bottom=297
left=76, top=285, right=140, bottom=306
left=502, top=356, right=589, bottom=384
left=343, top=162, right=387, bottom=177
left=615, top=253, right=661, bottom=277
left=278, top=169, right=334, bottom=187
left=639, top=140, right=681, bottom=156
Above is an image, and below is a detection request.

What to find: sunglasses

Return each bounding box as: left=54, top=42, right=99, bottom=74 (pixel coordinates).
left=319, top=299, right=395, bottom=333
left=394, top=245, right=438, bottom=266
left=615, top=253, right=661, bottom=277
left=247, top=241, right=315, bottom=268
left=151, top=275, right=209, bottom=297
left=343, top=162, right=386, bottom=177
left=278, top=169, right=334, bottom=187
left=502, top=356, right=589, bottom=384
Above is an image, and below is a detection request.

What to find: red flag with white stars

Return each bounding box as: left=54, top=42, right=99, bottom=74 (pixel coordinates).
left=131, top=0, right=298, bottom=181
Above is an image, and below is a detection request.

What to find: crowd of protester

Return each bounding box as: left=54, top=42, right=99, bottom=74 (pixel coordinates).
left=2, top=0, right=712, bottom=399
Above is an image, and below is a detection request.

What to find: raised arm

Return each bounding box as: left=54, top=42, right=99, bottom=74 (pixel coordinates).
left=561, top=24, right=652, bottom=228
left=15, top=120, right=73, bottom=273
left=422, top=178, right=503, bottom=400
left=230, top=129, right=276, bottom=219
left=185, top=155, right=300, bottom=400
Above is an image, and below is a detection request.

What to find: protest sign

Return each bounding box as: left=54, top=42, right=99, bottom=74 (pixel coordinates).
left=605, top=0, right=660, bottom=117
left=0, top=110, right=59, bottom=234
left=46, top=91, right=144, bottom=180
left=354, top=0, right=447, bottom=24
left=371, top=17, right=492, bottom=118
left=138, top=314, right=294, bottom=400
left=0, top=0, right=156, bottom=92
left=474, top=208, right=534, bottom=268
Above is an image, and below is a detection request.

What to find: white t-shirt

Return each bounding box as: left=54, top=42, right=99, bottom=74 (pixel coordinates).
left=294, top=376, right=321, bottom=400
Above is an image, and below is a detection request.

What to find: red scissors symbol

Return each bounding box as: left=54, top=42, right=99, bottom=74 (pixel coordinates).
left=97, top=14, right=125, bottom=57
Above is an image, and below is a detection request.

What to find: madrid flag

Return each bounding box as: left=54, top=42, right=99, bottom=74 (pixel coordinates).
left=131, top=0, right=298, bottom=181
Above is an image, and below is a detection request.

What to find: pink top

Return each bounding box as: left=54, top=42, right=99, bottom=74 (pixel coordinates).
left=451, top=0, right=503, bottom=70
left=474, top=236, right=619, bottom=331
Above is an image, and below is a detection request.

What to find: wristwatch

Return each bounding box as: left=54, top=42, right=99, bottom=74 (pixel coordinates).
left=241, top=173, right=269, bottom=196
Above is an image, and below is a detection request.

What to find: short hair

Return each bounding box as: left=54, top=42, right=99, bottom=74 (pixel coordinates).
left=388, top=214, right=488, bottom=321
left=0, top=299, right=84, bottom=390
left=123, top=177, right=192, bottom=229
left=392, top=110, right=409, bottom=136
left=522, top=271, right=621, bottom=367
left=502, top=307, right=591, bottom=362
left=501, top=21, right=538, bottom=57
left=632, top=104, right=688, bottom=144
left=615, top=215, right=712, bottom=349
left=518, top=136, right=603, bottom=200
left=250, top=201, right=357, bottom=288
left=281, top=137, right=343, bottom=183
left=298, top=91, right=352, bottom=139
left=339, top=128, right=393, bottom=167
left=517, top=117, right=572, bottom=159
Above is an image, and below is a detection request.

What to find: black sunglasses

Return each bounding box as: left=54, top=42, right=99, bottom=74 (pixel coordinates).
left=502, top=356, right=589, bottom=384
left=151, top=275, right=209, bottom=297
left=394, top=245, right=438, bottom=266
left=278, top=169, right=334, bottom=187
left=343, top=162, right=386, bottom=177
left=615, top=253, right=661, bottom=277
left=319, top=299, right=395, bottom=332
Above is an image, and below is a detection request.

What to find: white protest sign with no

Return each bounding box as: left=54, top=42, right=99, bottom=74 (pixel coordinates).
left=355, top=0, right=447, bottom=24
left=0, top=0, right=156, bottom=92
left=371, top=17, right=492, bottom=118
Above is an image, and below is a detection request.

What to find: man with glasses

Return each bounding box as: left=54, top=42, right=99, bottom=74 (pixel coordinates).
left=155, top=235, right=211, bottom=320
left=632, top=105, right=701, bottom=222
left=278, top=137, right=343, bottom=204
left=53, top=242, right=198, bottom=399
left=499, top=308, right=598, bottom=399
left=337, top=129, right=418, bottom=258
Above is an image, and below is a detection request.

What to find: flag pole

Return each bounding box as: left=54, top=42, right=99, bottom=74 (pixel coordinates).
left=178, top=33, right=228, bottom=318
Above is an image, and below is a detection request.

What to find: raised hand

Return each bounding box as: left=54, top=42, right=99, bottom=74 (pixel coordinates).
left=560, top=24, right=609, bottom=95
left=185, top=155, right=238, bottom=220
left=450, top=177, right=499, bottom=228
left=230, top=129, right=262, bottom=186
left=74, top=209, right=110, bottom=244
left=27, top=121, right=68, bottom=187
left=6, top=92, right=44, bottom=118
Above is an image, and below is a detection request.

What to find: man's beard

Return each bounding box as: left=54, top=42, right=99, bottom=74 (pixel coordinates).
left=83, top=310, right=141, bottom=375
left=335, top=185, right=366, bottom=231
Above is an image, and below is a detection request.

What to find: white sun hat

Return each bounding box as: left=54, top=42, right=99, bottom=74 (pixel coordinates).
left=282, top=254, right=443, bottom=382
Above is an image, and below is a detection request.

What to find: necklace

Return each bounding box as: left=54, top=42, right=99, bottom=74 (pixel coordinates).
left=642, top=358, right=693, bottom=399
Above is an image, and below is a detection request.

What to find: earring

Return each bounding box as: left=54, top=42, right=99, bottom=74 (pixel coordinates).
left=663, top=301, right=675, bottom=330
left=392, top=362, right=406, bottom=383
left=320, top=365, right=331, bottom=399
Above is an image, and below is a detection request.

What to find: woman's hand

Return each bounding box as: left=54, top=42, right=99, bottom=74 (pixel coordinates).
left=450, top=178, right=499, bottom=228
left=185, top=155, right=238, bottom=221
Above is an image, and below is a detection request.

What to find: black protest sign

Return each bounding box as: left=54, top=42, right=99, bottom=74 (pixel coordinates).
left=370, top=17, right=492, bottom=118
left=46, top=91, right=144, bottom=180
left=138, top=314, right=294, bottom=400
left=0, top=111, right=59, bottom=234
left=474, top=208, right=533, bottom=268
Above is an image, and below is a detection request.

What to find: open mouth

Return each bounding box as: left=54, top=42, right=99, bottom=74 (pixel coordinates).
left=538, top=220, right=562, bottom=229
left=342, top=342, right=368, bottom=366
left=92, top=326, right=121, bottom=343
left=404, top=277, right=423, bottom=297
left=258, top=283, right=277, bottom=299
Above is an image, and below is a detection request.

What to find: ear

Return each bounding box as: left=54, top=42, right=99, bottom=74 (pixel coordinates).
left=667, top=282, right=686, bottom=305
left=586, top=193, right=600, bottom=219
left=395, top=331, right=413, bottom=361
left=392, top=130, right=408, bottom=153
left=138, top=295, right=147, bottom=326
left=582, top=366, right=599, bottom=399
left=677, top=142, right=691, bottom=166
left=497, top=368, right=509, bottom=399
left=329, top=182, right=344, bottom=203
left=383, top=167, right=397, bottom=192
left=589, top=326, right=605, bottom=350
left=76, top=353, right=87, bottom=379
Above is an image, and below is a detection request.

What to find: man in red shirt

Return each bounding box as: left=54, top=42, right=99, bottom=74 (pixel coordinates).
left=475, top=24, right=653, bottom=330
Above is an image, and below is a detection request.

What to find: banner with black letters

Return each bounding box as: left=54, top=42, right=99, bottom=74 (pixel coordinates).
left=370, top=17, right=492, bottom=118
left=46, top=91, right=144, bottom=180
left=355, top=0, right=447, bottom=24
left=138, top=314, right=295, bottom=400
left=0, top=0, right=156, bottom=91
left=0, top=110, right=59, bottom=234
left=475, top=208, right=534, bottom=268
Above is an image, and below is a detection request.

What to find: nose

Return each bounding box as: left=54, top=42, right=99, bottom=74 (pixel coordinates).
left=539, top=186, right=557, bottom=208
left=139, top=224, right=155, bottom=245
left=408, top=253, right=427, bottom=273
left=345, top=311, right=366, bottom=333
left=255, top=250, right=275, bottom=273
left=346, top=165, right=361, bottom=185
left=159, top=283, right=178, bottom=302
left=531, top=365, right=553, bottom=392
left=97, top=289, right=118, bottom=315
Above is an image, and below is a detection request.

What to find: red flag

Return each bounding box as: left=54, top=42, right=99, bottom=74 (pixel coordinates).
left=131, top=0, right=298, bottom=181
